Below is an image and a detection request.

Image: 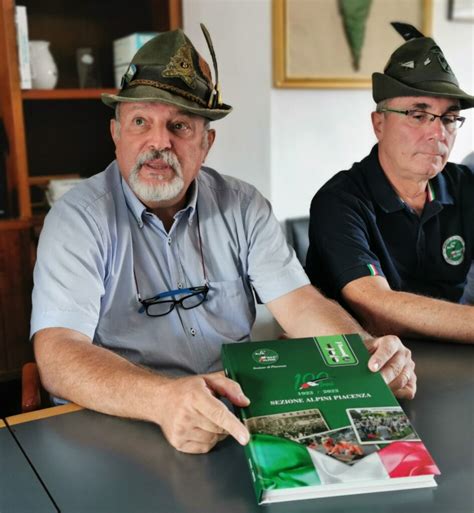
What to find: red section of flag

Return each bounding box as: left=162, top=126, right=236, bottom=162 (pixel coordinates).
left=378, top=441, right=440, bottom=477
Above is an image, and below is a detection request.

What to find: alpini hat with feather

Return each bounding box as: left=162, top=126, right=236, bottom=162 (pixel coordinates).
left=372, top=22, right=473, bottom=109
left=102, top=24, right=232, bottom=120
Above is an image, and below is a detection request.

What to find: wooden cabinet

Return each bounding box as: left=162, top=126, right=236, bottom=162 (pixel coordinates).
left=0, top=220, right=33, bottom=380
left=0, top=0, right=182, bottom=379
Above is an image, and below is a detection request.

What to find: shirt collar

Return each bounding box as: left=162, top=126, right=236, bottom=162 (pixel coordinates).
left=427, top=171, right=455, bottom=205
left=365, top=145, right=405, bottom=213
left=366, top=145, right=455, bottom=212
left=120, top=167, right=200, bottom=227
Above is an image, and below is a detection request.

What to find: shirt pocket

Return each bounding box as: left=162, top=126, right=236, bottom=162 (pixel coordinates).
left=202, top=277, right=254, bottom=341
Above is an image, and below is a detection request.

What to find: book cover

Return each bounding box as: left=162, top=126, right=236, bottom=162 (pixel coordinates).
left=15, top=5, right=32, bottom=89
left=221, top=334, right=439, bottom=504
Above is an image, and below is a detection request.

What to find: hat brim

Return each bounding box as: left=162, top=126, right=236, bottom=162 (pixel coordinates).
left=372, top=72, right=474, bottom=109
left=101, top=85, right=232, bottom=121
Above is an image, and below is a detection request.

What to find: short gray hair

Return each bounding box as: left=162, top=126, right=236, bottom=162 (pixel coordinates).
left=375, top=99, right=391, bottom=113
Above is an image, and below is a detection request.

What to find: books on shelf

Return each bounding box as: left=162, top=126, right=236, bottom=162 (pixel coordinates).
left=113, top=32, right=158, bottom=88
left=222, top=334, right=439, bottom=505
left=14, top=5, right=32, bottom=89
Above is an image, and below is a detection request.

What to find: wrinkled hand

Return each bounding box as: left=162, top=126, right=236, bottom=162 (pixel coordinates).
left=155, top=372, right=250, bottom=454
left=364, top=335, right=417, bottom=399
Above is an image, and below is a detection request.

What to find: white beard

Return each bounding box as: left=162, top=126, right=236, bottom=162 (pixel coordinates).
left=128, top=149, right=184, bottom=203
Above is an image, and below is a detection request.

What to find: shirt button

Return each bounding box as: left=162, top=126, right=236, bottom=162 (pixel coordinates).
left=177, top=282, right=183, bottom=289
left=167, top=237, right=172, bottom=245
left=190, top=328, right=196, bottom=336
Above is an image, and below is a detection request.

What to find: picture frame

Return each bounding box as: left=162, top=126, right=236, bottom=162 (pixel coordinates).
left=448, top=0, right=474, bottom=22
left=273, top=0, right=433, bottom=89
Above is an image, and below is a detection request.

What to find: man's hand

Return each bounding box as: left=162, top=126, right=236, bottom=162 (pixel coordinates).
left=364, top=335, right=417, bottom=399
left=155, top=372, right=250, bottom=454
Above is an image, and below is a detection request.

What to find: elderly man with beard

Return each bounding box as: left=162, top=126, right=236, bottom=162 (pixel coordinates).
left=307, top=23, right=474, bottom=344
left=31, top=26, right=415, bottom=455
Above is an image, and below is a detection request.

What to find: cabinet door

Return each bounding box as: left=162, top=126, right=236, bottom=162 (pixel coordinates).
left=0, top=222, right=34, bottom=380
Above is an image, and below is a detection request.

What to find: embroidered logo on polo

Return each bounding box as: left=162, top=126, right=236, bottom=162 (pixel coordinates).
left=442, top=235, right=465, bottom=265
left=162, top=43, right=197, bottom=88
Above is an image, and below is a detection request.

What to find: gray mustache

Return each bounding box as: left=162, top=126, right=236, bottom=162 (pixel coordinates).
left=136, top=149, right=180, bottom=170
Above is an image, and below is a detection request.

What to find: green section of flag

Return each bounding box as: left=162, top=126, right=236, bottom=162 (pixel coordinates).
left=338, top=0, right=373, bottom=71
left=250, top=434, right=320, bottom=490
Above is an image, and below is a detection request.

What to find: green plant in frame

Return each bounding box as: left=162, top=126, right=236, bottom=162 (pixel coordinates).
left=338, top=0, right=373, bottom=70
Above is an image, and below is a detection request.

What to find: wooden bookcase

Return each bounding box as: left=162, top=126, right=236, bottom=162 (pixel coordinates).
left=0, top=0, right=182, bottom=380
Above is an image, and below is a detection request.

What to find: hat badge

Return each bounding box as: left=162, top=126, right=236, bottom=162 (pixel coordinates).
left=162, top=44, right=197, bottom=88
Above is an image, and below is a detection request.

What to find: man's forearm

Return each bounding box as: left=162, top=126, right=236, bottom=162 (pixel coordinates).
left=34, top=328, right=169, bottom=424
left=34, top=327, right=251, bottom=454
left=267, top=285, right=370, bottom=339
left=346, top=286, right=474, bottom=343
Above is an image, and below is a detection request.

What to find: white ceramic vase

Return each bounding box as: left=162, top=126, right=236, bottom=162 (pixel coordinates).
left=29, top=40, right=58, bottom=89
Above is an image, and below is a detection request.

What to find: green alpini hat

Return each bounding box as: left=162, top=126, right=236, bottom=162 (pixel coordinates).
left=372, top=22, right=474, bottom=109
left=102, top=24, right=232, bottom=120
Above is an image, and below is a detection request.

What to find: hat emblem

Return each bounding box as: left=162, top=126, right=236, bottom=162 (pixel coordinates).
left=162, top=43, right=197, bottom=88
left=430, top=46, right=452, bottom=73
left=400, top=60, right=415, bottom=69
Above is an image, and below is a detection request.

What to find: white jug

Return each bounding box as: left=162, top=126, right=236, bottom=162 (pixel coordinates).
left=29, top=40, right=58, bottom=89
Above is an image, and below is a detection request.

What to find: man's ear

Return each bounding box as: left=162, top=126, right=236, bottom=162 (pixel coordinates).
left=203, top=129, right=216, bottom=160
left=371, top=111, right=384, bottom=141
left=207, top=128, right=216, bottom=149
left=110, top=118, right=119, bottom=144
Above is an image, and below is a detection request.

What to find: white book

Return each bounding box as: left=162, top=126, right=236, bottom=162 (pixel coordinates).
left=15, top=5, right=32, bottom=89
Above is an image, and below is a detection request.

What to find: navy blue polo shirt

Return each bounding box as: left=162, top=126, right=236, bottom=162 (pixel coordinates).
left=306, top=145, right=474, bottom=303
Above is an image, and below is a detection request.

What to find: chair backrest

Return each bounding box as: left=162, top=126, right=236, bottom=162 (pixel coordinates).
left=285, top=217, right=309, bottom=267
left=461, top=151, right=474, bottom=171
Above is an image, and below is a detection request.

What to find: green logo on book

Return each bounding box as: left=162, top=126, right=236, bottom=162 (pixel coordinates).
left=252, top=349, right=279, bottom=365
left=314, top=335, right=358, bottom=367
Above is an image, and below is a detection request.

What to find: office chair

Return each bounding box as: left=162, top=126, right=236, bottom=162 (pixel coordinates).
left=285, top=217, right=310, bottom=267
left=21, top=362, right=43, bottom=412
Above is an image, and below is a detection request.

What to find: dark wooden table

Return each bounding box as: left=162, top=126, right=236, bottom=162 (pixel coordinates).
left=0, top=418, right=56, bottom=512
left=3, top=340, right=473, bottom=513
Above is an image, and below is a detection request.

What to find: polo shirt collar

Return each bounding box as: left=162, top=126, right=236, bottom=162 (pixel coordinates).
left=366, top=145, right=404, bottom=213
left=428, top=171, right=455, bottom=206
left=366, top=144, right=455, bottom=212
left=120, top=168, right=199, bottom=227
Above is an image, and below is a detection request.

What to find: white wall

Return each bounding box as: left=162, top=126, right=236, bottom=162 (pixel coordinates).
left=183, top=0, right=272, bottom=198
left=184, top=0, right=474, bottom=222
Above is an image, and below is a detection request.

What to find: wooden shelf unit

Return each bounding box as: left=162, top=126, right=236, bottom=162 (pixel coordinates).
left=22, top=88, right=118, bottom=100
left=0, top=0, right=182, bottom=380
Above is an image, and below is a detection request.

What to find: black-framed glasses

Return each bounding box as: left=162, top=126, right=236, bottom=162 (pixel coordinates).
left=138, top=285, right=209, bottom=317
left=378, top=108, right=465, bottom=133
left=133, top=205, right=210, bottom=318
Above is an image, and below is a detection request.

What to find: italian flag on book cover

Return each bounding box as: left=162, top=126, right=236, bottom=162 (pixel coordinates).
left=221, top=334, right=439, bottom=504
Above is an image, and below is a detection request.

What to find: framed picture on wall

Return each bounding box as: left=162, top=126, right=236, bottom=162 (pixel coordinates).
left=273, top=0, right=432, bottom=89
left=448, top=0, right=474, bottom=22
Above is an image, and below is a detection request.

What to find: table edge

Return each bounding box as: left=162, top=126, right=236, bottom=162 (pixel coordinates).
left=6, top=403, right=83, bottom=426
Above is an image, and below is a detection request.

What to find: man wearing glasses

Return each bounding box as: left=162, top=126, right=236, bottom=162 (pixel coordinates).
left=307, top=23, right=474, bottom=343
left=31, top=26, right=414, bottom=455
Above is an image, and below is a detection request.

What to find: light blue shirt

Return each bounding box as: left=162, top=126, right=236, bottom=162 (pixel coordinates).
left=31, top=162, right=308, bottom=376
